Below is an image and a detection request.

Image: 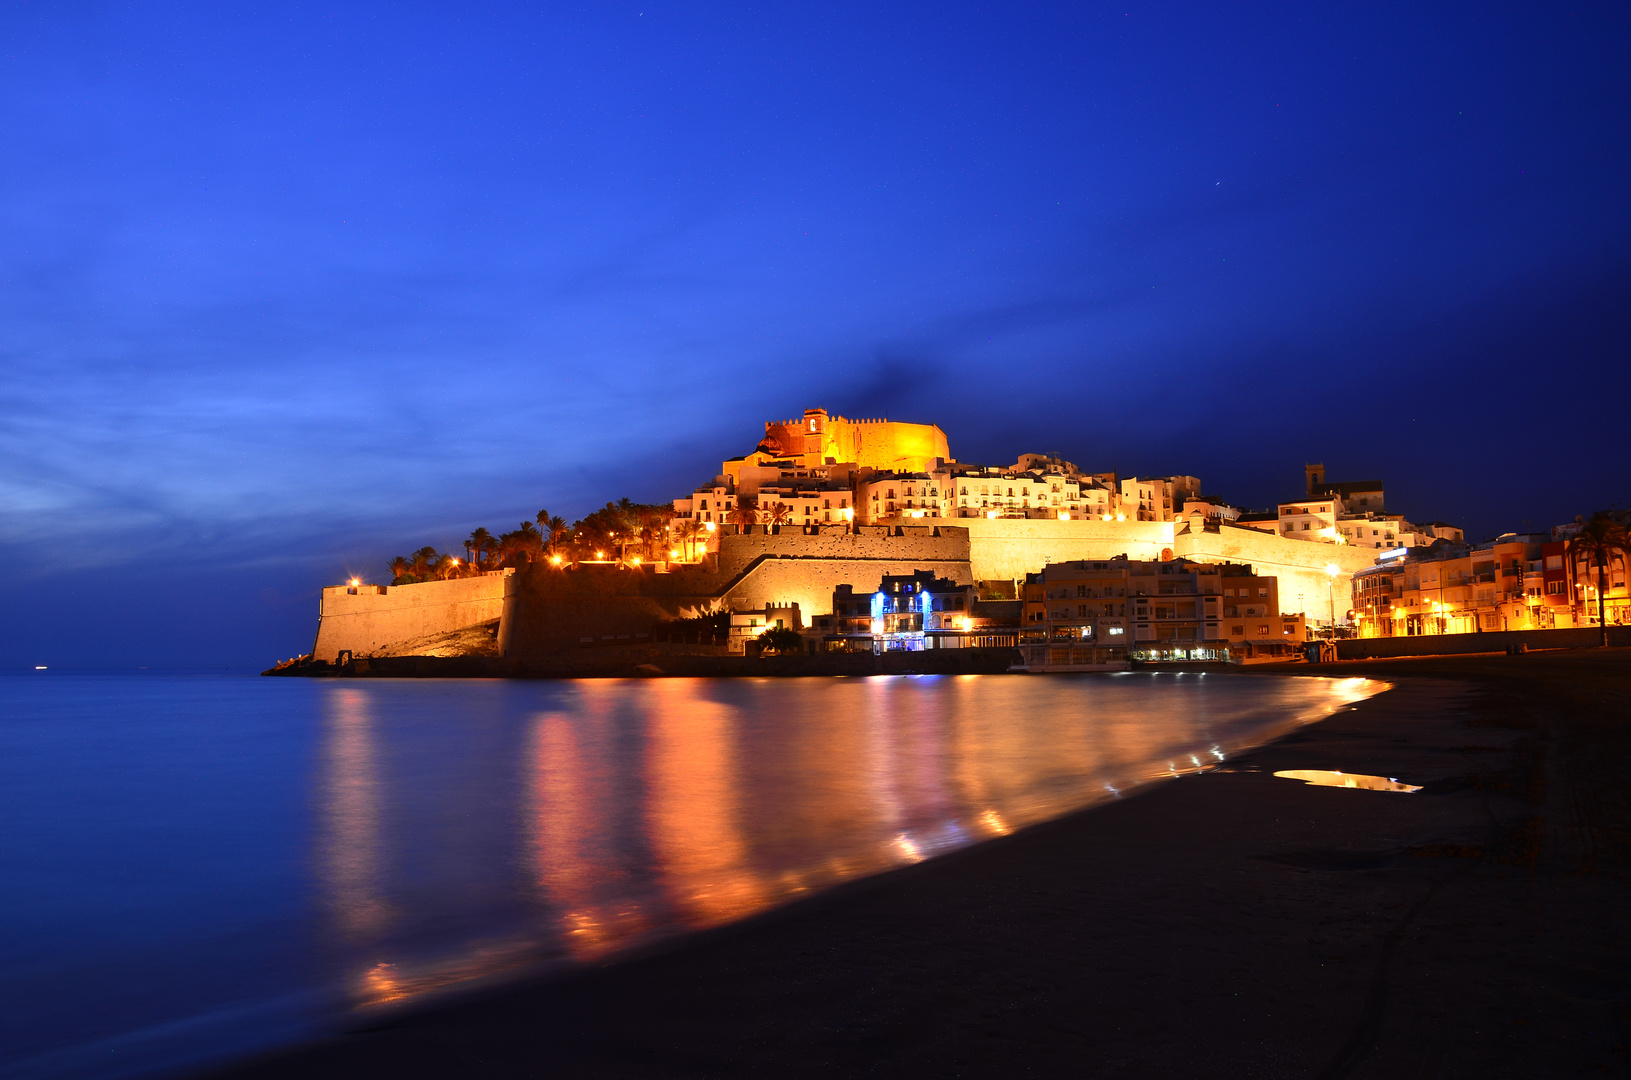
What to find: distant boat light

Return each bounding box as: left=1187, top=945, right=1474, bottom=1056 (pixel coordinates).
left=34, top=665, right=47, bottom=670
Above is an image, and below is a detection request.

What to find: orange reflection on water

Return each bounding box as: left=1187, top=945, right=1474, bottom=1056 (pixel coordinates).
left=1274, top=769, right=1422, bottom=792
left=526, top=705, right=651, bottom=960
left=642, top=680, right=771, bottom=930
left=318, top=673, right=1389, bottom=1015
left=320, top=688, right=390, bottom=940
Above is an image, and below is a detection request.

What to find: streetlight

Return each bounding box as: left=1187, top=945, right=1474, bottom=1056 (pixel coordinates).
left=1325, top=563, right=1340, bottom=630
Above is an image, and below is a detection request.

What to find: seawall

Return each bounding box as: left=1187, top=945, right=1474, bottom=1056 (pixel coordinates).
left=312, top=572, right=514, bottom=661
left=1335, top=624, right=1631, bottom=660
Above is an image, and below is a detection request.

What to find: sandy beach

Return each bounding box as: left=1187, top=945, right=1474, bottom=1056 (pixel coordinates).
left=211, top=649, right=1631, bottom=1078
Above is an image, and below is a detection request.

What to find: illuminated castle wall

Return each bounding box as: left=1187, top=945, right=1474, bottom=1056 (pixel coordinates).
left=756, top=408, right=949, bottom=474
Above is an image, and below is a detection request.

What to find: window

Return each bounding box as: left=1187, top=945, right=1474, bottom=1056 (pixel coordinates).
left=1078, top=605, right=1089, bottom=617
left=1256, top=626, right=1269, bottom=637
left=1076, top=585, right=1087, bottom=597
left=1231, top=625, right=1244, bottom=636
left=1302, top=522, right=1311, bottom=530
left=1258, top=588, right=1268, bottom=597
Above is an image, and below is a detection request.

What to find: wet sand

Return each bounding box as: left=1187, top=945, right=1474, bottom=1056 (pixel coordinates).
left=212, top=650, right=1631, bottom=1078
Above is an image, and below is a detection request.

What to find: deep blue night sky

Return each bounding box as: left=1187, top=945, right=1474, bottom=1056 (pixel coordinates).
left=3, top=2, right=1628, bottom=668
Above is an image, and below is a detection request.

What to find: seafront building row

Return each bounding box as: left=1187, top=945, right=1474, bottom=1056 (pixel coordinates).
left=724, top=556, right=1304, bottom=668
left=1350, top=525, right=1629, bottom=637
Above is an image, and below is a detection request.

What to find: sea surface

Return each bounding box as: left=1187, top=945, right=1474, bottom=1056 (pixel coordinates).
left=0, top=671, right=1379, bottom=1079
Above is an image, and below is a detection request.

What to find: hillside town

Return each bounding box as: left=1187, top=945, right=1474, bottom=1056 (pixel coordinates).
left=320, top=406, right=1627, bottom=671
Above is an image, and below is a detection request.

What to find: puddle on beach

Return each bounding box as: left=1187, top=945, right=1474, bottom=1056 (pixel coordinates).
left=1273, top=769, right=1422, bottom=793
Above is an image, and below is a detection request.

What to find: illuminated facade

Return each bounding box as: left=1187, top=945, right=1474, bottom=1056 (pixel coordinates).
left=1022, top=557, right=1306, bottom=662
left=813, top=571, right=984, bottom=652
left=1353, top=531, right=1631, bottom=637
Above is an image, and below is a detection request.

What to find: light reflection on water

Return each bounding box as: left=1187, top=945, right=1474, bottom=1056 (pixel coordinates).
left=1274, top=769, right=1422, bottom=792
left=0, top=671, right=1380, bottom=1080
left=317, top=674, right=1380, bottom=1013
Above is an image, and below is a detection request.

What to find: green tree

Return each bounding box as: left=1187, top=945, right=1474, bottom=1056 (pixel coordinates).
left=387, top=555, right=411, bottom=583
left=1568, top=512, right=1631, bottom=646
left=765, top=501, right=793, bottom=528
left=759, top=626, right=804, bottom=655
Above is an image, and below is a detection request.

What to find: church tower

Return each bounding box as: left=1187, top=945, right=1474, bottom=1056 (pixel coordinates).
left=1305, top=462, right=1325, bottom=496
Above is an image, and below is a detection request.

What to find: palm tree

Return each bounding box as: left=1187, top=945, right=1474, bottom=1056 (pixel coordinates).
left=410, top=546, right=439, bottom=578
left=729, top=495, right=759, bottom=534
left=542, top=515, right=569, bottom=559
left=674, top=518, right=701, bottom=561
left=388, top=555, right=411, bottom=583
left=1568, top=513, right=1631, bottom=646
left=635, top=506, right=667, bottom=559
left=468, top=528, right=494, bottom=571
left=765, top=501, right=793, bottom=529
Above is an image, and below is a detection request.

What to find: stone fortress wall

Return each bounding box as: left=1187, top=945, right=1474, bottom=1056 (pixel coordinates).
left=311, top=572, right=514, bottom=661
left=956, top=516, right=1373, bottom=619
left=1173, top=523, right=1376, bottom=622
left=955, top=517, right=1176, bottom=582
left=761, top=410, right=949, bottom=472
left=713, top=525, right=970, bottom=576
left=308, top=521, right=1381, bottom=660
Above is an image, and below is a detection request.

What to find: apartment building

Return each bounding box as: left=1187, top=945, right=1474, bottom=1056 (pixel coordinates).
left=1021, top=557, right=1305, bottom=662
left=1119, top=475, right=1201, bottom=522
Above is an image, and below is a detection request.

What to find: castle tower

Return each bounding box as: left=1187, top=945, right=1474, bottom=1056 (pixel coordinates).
left=1305, top=462, right=1325, bottom=496
left=803, top=408, right=828, bottom=461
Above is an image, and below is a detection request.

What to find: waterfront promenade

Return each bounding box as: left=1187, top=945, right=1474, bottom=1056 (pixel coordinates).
left=214, top=650, right=1631, bottom=1078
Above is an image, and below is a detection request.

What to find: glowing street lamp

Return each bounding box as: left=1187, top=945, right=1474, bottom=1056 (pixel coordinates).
left=1325, top=563, right=1340, bottom=629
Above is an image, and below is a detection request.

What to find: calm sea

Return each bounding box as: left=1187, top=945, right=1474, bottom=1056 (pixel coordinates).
left=0, top=671, right=1378, bottom=1079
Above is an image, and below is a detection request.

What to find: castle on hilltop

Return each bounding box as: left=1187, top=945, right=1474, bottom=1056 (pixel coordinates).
left=303, top=407, right=1517, bottom=668
left=672, top=408, right=1456, bottom=561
